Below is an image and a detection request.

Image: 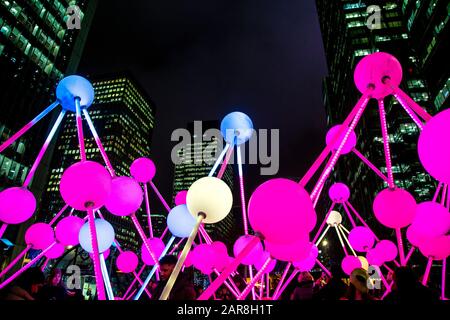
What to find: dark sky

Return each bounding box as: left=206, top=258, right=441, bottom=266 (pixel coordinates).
left=78, top=0, right=328, bottom=210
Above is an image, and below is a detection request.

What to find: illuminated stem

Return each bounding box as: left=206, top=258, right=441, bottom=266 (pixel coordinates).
left=217, top=145, right=234, bottom=180
left=338, top=225, right=357, bottom=256
left=0, top=245, right=32, bottom=280
left=238, top=257, right=271, bottom=300
left=82, top=109, right=116, bottom=176
left=0, top=102, right=59, bottom=153
left=342, top=202, right=357, bottom=228
left=142, top=183, right=153, bottom=238
left=352, top=148, right=389, bottom=183
left=315, top=259, right=332, bottom=277
left=236, top=145, right=249, bottom=235
left=208, top=143, right=230, bottom=177
left=335, top=225, right=349, bottom=256
left=393, top=93, right=424, bottom=130
left=378, top=99, right=395, bottom=189
left=312, top=202, right=336, bottom=243
left=87, top=208, right=106, bottom=300
left=122, top=265, right=145, bottom=299
left=49, top=204, right=70, bottom=226
left=130, top=214, right=159, bottom=265
left=248, top=266, right=256, bottom=300
left=40, top=258, right=50, bottom=272
left=149, top=181, right=171, bottom=213
left=273, top=270, right=299, bottom=300
left=315, top=225, right=331, bottom=247
left=393, top=86, right=432, bottom=122
left=422, top=258, right=433, bottom=286
left=405, top=246, right=415, bottom=265
left=433, top=183, right=443, bottom=202
left=0, top=223, right=7, bottom=239
left=345, top=202, right=380, bottom=241
left=168, top=237, right=185, bottom=255
left=23, top=110, right=66, bottom=187
left=340, top=225, right=350, bottom=234
left=442, top=258, right=447, bottom=300
left=100, top=253, right=114, bottom=300
left=396, top=228, right=406, bottom=266
left=273, top=263, right=291, bottom=299
left=74, top=98, right=86, bottom=161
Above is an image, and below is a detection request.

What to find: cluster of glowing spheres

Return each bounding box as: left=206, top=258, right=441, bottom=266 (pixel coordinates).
left=55, top=216, right=85, bottom=246
left=373, top=188, right=416, bottom=228
left=233, top=235, right=264, bottom=266
left=79, top=219, right=115, bottom=253
left=220, top=111, right=254, bottom=146
left=0, top=187, right=36, bottom=224
left=141, top=237, right=164, bottom=265
left=56, top=75, right=94, bottom=111
left=25, top=223, right=54, bottom=250
left=325, top=125, right=357, bottom=155
left=418, top=109, right=450, bottom=184
left=186, top=177, right=233, bottom=224
left=167, top=204, right=197, bottom=238
left=348, top=227, right=375, bottom=252
left=116, top=251, right=139, bottom=273
left=248, top=178, right=316, bottom=244
left=130, top=157, right=156, bottom=183
left=105, top=177, right=143, bottom=216
left=60, top=161, right=112, bottom=211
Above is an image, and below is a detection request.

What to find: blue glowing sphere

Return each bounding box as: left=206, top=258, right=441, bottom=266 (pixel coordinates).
left=167, top=204, right=197, bottom=238
left=220, top=111, right=254, bottom=145
left=56, top=75, right=94, bottom=112
left=79, top=218, right=115, bottom=253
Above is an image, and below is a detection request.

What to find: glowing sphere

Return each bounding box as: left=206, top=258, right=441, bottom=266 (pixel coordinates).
left=264, top=235, right=311, bottom=262
left=348, top=227, right=375, bottom=252
left=192, top=244, right=216, bottom=272
left=373, top=188, right=417, bottom=229
left=105, top=177, right=143, bottom=216
left=254, top=251, right=276, bottom=274
left=116, top=251, right=139, bottom=273
left=293, top=256, right=316, bottom=272
left=44, top=243, right=65, bottom=259
left=328, top=182, right=351, bottom=203
left=366, top=248, right=384, bottom=266
left=220, top=112, right=254, bottom=145
left=358, top=256, right=369, bottom=271
left=211, top=241, right=228, bottom=257
left=211, top=241, right=229, bottom=271
left=248, top=178, right=316, bottom=244
left=130, top=157, right=156, bottom=183
left=326, top=211, right=342, bottom=226
left=184, top=250, right=195, bottom=267
left=325, top=125, right=357, bottom=155
left=79, top=219, right=115, bottom=253
left=233, top=235, right=264, bottom=266
left=56, top=75, right=94, bottom=111
left=341, top=255, right=362, bottom=275
left=174, top=190, right=188, bottom=206
left=410, top=201, right=450, bottom=238
left=419, top=235, right=450, bottom=260
left=60, top=161, right=112, bottom=211
left=186, top=177, right=233, bottom=224
left=0, top=187, right=36, bottom=224
left=418, top=109, right=450, bottom=183
left=167, top=205, right=196, bottom=238
left=25, top=223, right=54, bottom=250
left=406, top=224, right=431, bottom=247
left=375, top=240, right=398, bottom=262
left=55, top=216, right=85, bottom=246
left=141, top=237, right=164, bottom=265
left=354, top=52, right=402, bottom=99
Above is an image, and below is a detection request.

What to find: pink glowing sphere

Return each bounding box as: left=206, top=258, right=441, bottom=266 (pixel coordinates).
left=366, top=248, right=384, bottom=266
left=373, top=188, right=417, bottom=229
left=45, top=243, right=65, bottom=259
left=184, top=250, right=195, bottom=267
left=410, top=201, right=450, bottom=238
left=341, top=255, right=362, bottom=275
left=328, top=182, right=351, bottom=203
left=348, top=227, right=375, bottom=252
left=233, top=235, right=264, bottom=266
left=0, top=187, right=36, bottom=224
left=130, top=157, right=156, bottom=183
left=141, top=237, right=165, bottom=265
left=354, top=52, right=402, bottom=99
left=192, top=244, right=216, bottom=272
left=375, top=240, right=398, bottom=262
left=264, top=235, right=311, bottom=262
left=116, top=251, right=139, bottom=273
left=212, top=241, right=228, bottom=257
left=254, top=251, right=276, bottom=274
left=55, top=216, right=85, bottom=246
left=60, top=161, right=112, bottom=211
left=105, top=177, right=143, bottom=216
left=418, top=109, right=450, bottom=184
left=211, top=241, right=229, bottom=270
left=419, top=235, right=450, bottom=260
left=293, top=256, right=316, bottom=272
left=248, top=178, right=316, bottom=244
left=25, top=223, right=55, bottom=250
left=174, top=190, right=188, bottom=206
left=325, top=125, right=357, bottom=155
left=406, top=224, right=431, bottom=247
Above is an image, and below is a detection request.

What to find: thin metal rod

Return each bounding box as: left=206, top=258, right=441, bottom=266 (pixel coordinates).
left=75, top=98, right=86, bottom=161
left=442, top=258, right=447, bottom=300
left=149, top=181, right=171, bottom=213
left=316, top=258, right=332, bottom=277
left=208, top=143, right=230, bottom=177
left=122, top=265, right=145, bottom=299
left=23, top=110, right=66, bottom=187
left=130, top=214, right=159, bottom=265
left=345, top=202, right=380, bottom=241
left=393, top=86, right=432, bottom=121
left=378, top=99, right=395, bottom=188
left=405, top=247, right=415, bottom=265
left=393, top=93, right=424, bottom=130
left=238, top=257, right=271, bottom=300
left=433, top=183, right=443, bottom=202
left=0, top=223, right=7, bottom=239
left=273, top=270, right=299, bottom=300
left=217, top=145, right=234, bottom=179
left=87, top=208, right=106, bottom=300
left=0, top=102, right=59, bottom=153
left=49, top=204, right=70, bottom=226
left=0, top=245, right=32, bottom=280
left=100, top=254, right=114, bottom=300
left=273, top=263, right=291, bottom=298
left=338, top=225, right=357, bottom=256
left=315, top=225, right=331, bottom=247
left=236, top=145, right=249, bottom=235
left=352, top=148, right=389, bottom=182
left=422, top=258, right=433, bottom=286
left=342, top=202, right=357, bottom=228
left=335, top=225, right=349, bottom=256
left=143, top=183, right=153, bottom=238
left=312, top=202, right=336, bottom=243
left=396, top=228, right=406, bottom=266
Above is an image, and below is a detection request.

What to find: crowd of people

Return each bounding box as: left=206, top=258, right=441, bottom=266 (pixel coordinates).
left=0, top=254, right=441, bottom=301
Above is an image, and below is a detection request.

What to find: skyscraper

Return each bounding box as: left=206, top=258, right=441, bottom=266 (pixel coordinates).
left=315, top=1, right=437, bottom=234
left=40, top=73, right=156, bottom=251
left=172, top=120, right=236, bottom=245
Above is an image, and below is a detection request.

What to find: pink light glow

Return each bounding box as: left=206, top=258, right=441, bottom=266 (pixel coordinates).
left=328, top=182, right=351, bottom=203
left=174, top=190, right=188, bottom=205
left=0, top=187, right=36, bottom=224
left=130, top=157, right=156, bottom=183
left=411, top=201, right=450, bottom=238
left=44, top=243, right=65, bottom=259
left=264, top=235, right=311, bottom=262
left=406, top=224, right=432, bottom=247
left=55, top=216, right=85, bottom=246
left=293, top=256, right=316, bottom=272
left=341, top=255, right=362, bottom=276
left=348, top=227, right=375, bottom=252
left=375, top=240, right=398, bottom=262
left=192, top=244, right=216, bottom=274
left=141, top=237, right=164, bottom=265
left=354, top=52, right=402, bottom=99
left=116, top=251, right=139, bottom=273
left=325, top=125, right=357, bottom=155
left=105, top=177, right=143, bottom=216
left=418, top=109, right=450, bottom=184
left=419, top=235, right=450, bottom=260
left=60, top=161, right=112, bottom=211
left=254, top=251, right=276, bottom=274
left=366, top=248, right=384, bottom=266
left=25, top=223, right=54, bottom=250
left=233, top=235, right=264, bottom=266
left=378, top=99, right=395, bottom=188
left=248, top=178, right=316, bottom=244
left=373, top=188, right=417, bottom=229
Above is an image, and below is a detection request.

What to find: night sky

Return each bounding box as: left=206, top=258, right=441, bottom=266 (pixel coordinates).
left=78, top=0, right=328, bottom=210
